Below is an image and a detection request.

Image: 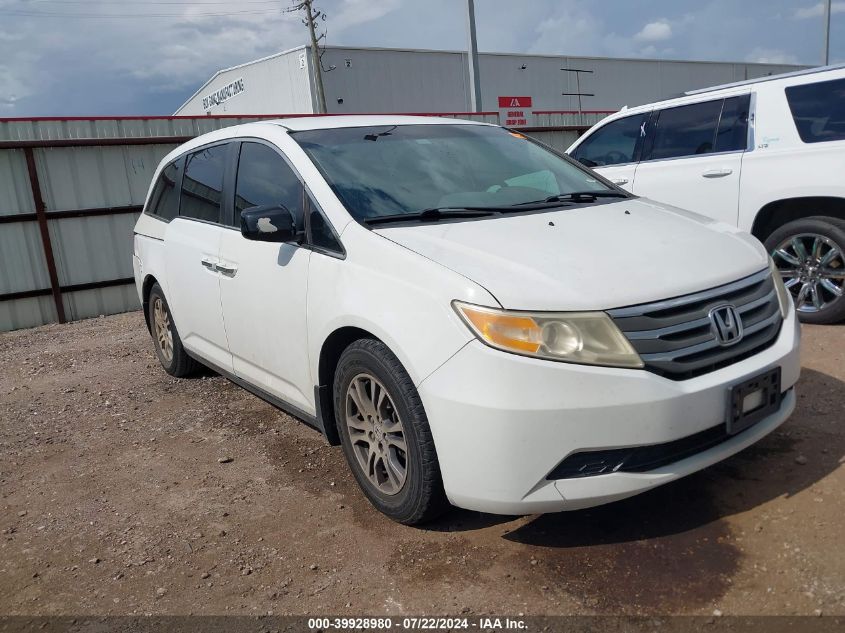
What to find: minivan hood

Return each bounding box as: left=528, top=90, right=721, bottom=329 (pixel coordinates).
left=375, top=198, right=768, bottom=311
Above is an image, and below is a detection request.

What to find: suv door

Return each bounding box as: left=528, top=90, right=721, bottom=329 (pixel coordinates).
left=164, top=143, right=234, bottom=372
left=569, top=111, right=649, bottom=192
left=632, top=94, right=750, bottom=224
left=217, top=140, right=314, bottom=413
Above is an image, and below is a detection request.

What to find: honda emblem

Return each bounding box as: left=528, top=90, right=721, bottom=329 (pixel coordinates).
left=709, top=304, right=743, bottom=346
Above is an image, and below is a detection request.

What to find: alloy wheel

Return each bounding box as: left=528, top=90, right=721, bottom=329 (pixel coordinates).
left=153, top=297, right=174, bottom=363
left=772, top=233, right=845, bottom=313
left=345, top=373, right=408, bottom=496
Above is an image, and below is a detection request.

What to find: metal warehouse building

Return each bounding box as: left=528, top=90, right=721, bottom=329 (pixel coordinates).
left=175, top=44, right=804, bottom=131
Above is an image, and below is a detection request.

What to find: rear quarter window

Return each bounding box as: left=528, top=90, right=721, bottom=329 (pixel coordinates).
left=145, top=161, right=180, bottom=221
left=785, top=77, right=845, bottom=143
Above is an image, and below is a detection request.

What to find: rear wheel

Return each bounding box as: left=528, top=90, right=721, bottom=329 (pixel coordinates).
left=765, top=217, right=845, bottom=324
left=147, top=283, right=201, bottom=377
left=333, top=339, right=448, bottom=525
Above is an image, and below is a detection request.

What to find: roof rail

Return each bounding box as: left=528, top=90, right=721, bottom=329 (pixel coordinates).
left=684, top=62, right=845, bottom=96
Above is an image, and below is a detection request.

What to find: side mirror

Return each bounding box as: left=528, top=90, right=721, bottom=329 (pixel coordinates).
left=240, top=205, right=299, bottom=243
left=577, top=156, right=598, bottom=168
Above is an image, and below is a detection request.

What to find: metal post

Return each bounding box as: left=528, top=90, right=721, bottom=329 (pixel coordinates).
left=465, top=0, right=483, bottom=112
left=24, top=147, right=66, bottom=324
left=823, top=0, right=832, bottom=66
left=575, top=72, right=583, bottom=126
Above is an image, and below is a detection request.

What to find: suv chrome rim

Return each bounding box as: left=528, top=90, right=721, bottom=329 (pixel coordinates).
left=772, top=233, right=845, bottom=313
left=345, top=373, right=407, bottom=496
left=153, top=297, right=174, bottom=363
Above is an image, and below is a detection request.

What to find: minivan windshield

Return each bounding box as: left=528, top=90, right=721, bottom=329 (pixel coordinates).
left=292, top=124, right=616, bottom=222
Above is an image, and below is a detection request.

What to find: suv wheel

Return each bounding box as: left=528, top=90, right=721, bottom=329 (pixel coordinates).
left=333, top=339, right=448, bottom=525
left=765, top=216, right=845, bottom=324
left=147, top=283, right=201, bottom=377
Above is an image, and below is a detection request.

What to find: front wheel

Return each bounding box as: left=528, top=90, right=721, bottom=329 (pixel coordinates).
left=765, top=216, right=845, bottom=324
left=333, top=339, right=448, bottom=525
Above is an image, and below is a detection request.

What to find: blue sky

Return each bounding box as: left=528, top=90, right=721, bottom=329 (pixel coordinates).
left=0, top=0, right=842, bottom=116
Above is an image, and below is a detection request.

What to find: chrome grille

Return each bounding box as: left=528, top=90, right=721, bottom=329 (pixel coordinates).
left=608, top=269, right=782, bottom=380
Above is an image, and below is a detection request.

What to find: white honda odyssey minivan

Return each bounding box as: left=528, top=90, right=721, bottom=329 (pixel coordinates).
left=133, top=116, right=800, bottom=524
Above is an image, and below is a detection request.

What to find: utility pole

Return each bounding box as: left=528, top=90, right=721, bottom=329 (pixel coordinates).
left=465, top=0, right=483, bottom=112
left=823, top=0, right=832, bottom=66
left=288, top=0, right=328, bottom=113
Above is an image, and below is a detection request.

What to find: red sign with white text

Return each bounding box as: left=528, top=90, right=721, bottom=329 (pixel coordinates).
left=498, top=96, right=532, bottom=126
left=497, top=96, right=532, bottom=108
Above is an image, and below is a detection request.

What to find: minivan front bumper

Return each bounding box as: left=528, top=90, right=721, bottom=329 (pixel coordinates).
left=418, top=308, right=800, bottom=515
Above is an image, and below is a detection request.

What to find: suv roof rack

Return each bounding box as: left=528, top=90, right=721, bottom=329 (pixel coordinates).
left=684, top=62, right=845, bottom=96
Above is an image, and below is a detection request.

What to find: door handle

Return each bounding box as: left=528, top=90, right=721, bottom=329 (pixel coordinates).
left=702, top=168, right=733, bottom=178
left=613, top=178, right=629, bottom=185
left=200, top=258, right=217, bottom=271
left=216, top=264, right=238, bottom=277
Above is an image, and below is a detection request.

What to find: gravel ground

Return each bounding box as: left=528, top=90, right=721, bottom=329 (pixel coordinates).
left=0, top=312, right=843, bottom=616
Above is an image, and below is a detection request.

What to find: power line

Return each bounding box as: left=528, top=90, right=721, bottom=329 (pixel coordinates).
left=23, top=0, right=284, bottom=4
left=1, top=8, right=286, bottom=18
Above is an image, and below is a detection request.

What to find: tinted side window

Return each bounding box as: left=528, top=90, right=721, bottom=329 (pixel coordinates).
left=714, top=95, right=750, bottom=153
left=786, top=77, right=845, bottom=143
left=647, top=99, right=722, bottom=160
left=234, top=142, right=304, bottom=227
left=146, top=161, right=180, bottom=221
left=572, top=114, right=647, bottom=167
left=180, top=144, right=227, bottom=223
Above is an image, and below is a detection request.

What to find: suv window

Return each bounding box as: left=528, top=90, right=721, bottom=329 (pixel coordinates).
left=146, top=160, right=180, bottom=221
left=647, top=99, right=722, bottom=160
left=714, top=95, right=750, bottom=153
left=572, top=113, right=648, bottom=167
left=180, top=144, right=227, bottom=223
left=234, top=142, right=304, bottom=227
left=786, top=77, right=845, bottom=144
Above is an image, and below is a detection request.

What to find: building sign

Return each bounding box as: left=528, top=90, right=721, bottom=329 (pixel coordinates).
left=202, top=78, right=245, bottom=111
left=498, top=96, right=532, bottom=126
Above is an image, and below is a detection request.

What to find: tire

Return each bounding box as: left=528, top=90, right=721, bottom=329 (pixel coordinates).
left=333, top=339, right=448, bottom=525
left=764, top=216, right=845, bottom=325
left=147, top=283, right=201, bottom=377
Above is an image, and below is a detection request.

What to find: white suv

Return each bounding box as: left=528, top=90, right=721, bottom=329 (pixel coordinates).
left=133, top=116, right=799, bottom=524
left=567, top=65, right=845, bottom=324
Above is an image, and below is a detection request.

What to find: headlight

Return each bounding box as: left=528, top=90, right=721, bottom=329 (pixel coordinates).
left=453, top=301, right=644, bottom=368
left=769, top=256, right=792, bottom=318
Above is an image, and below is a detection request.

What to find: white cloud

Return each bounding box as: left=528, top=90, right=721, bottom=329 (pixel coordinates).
left=0, top=0, right=404, bottom=113
left=532, top=1, right=602, bottom=50
left=794, top=2, right=845, bottom=19
left=745, top=47, right=799, bottom=65
left=634, top=20, right=673, bottom=42
left=529, top=0, right=636, bottom=58
left=332, top=0, right=401, bottom=28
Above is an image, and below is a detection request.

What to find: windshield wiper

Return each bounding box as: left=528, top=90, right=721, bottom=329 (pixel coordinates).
left=545, top=191, right=628, bottom=202
left=363, top=207, right=502, bottom=226
left=512, top=191, right=628, bottom=206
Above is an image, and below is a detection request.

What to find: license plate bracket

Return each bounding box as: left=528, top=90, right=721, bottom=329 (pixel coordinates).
left=727, top=367, right=781, bottom=435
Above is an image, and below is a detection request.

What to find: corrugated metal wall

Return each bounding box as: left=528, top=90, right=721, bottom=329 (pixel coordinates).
left=0, top=115, right=303, bottom=331
left=0, top=112, right=512, bottom=332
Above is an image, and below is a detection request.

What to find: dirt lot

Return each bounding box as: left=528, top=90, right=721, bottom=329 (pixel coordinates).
left=0, top=312, right=843, bottom=616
